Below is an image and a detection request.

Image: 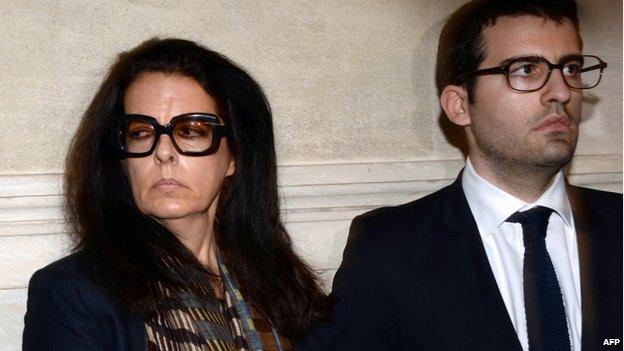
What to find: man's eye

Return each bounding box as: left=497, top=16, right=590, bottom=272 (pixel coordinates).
left=563, top=62, right=582, bottom=76
left=510, top=63, right=539, bottom=76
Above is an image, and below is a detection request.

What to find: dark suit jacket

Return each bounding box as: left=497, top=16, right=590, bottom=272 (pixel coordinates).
left=23, top=253, right=146, bottom=351
left=297, top=175, right=622, bottom=351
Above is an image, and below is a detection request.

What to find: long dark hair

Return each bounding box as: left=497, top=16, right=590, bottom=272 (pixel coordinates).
left=64, top=38, right=329, bottom=339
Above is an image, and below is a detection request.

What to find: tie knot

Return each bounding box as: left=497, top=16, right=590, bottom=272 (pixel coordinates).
left=506, top=206, right=553, bottom=240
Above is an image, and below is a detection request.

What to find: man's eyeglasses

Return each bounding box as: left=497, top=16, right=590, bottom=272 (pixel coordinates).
left=456, top=55, right=607, bottom=92
left=114, top=113, right=229, bottom=157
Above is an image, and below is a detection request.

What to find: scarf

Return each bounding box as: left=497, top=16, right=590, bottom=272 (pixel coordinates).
left=145, top=254, right=291, bottom=351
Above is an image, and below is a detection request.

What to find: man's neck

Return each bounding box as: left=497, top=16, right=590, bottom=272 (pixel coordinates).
left=468, top=156, right=560, bottom=203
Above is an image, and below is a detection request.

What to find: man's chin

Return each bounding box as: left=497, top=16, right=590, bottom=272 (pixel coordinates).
left=535, top=144, right=575, bottom=168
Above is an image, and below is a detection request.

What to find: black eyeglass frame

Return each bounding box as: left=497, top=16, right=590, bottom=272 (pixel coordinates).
left=456, top=54, right=608, bottom=92
left=114, top=112, right=230, bottom=158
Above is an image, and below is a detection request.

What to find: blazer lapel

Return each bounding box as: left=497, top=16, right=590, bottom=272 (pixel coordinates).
left=442, top=174, right=523, bottom=351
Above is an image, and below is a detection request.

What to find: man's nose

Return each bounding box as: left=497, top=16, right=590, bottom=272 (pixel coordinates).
left=540, top=68, right=572, bottom=105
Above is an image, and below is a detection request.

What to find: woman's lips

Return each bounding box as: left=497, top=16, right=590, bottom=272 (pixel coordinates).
left=152, top=178, right=184, bottom=191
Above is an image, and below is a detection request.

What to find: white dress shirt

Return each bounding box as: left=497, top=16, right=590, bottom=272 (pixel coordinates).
left=461, top=158, right=582, bottom=351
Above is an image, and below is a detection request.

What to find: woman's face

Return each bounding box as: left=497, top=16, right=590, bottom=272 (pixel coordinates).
left=123, top=72, right=235, bottom=224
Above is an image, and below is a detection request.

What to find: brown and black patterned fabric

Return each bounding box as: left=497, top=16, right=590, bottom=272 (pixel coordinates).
left=145, top=282, right=240, bottom=351
left=145, top=263, right=291, bottom=351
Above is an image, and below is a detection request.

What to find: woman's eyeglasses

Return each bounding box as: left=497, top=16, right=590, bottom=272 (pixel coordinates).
left=114, top=113, right=229, bottom=157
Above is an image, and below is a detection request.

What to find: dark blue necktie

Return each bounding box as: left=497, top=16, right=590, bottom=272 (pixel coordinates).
left=506, top=206, right=571, bottom=351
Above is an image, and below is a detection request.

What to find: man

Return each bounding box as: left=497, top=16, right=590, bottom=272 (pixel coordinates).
left=297, top=1, right=622, bottom=350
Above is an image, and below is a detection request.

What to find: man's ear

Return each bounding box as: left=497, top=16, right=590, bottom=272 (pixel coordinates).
left=440, top=84, right=471, bottom=127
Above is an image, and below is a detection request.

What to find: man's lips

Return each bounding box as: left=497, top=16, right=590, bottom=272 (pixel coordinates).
left=534, top=114, right=572, bottom=132
left=152, top=178, right=185, bottom=191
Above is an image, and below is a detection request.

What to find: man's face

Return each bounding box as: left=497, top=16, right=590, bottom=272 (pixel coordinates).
left=467, top=15, right=582, bottom=171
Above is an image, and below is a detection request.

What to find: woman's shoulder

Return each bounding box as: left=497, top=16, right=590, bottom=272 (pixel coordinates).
left=28, top=252, right=92, bottom=293
left=27, top=251, right=122, bottom=319
left=24, top=252, right=146, bottom=350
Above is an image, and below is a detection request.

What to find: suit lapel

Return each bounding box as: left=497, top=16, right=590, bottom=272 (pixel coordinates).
left=442, top=174, right=523, bottom=351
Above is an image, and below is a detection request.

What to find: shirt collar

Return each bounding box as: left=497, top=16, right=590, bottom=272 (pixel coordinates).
left=462, top=158, right=574, bottom=238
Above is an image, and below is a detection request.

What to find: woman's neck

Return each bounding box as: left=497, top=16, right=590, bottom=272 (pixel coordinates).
left=161, top=213, right=219, bottom=273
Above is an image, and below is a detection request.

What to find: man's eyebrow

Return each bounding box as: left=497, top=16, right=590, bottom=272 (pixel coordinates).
left=559, top=54, right=584, bottom=62
left=498, top=53, right=584, bottom=66
left=498, top=55, right=546, bottom=65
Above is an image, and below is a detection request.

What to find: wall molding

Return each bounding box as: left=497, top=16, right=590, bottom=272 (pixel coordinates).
left=1, top=154, right=621, bottom=236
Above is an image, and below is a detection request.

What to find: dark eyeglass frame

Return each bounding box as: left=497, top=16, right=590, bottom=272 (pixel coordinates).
left=114, top=112, right=229, bottom=157
left=456, top=54, right=608, bottom=92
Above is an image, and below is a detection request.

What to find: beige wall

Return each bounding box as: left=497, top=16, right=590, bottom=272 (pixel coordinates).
left=0, top=1, right=621, bottom=350
left=2, top=0, right=618, bottom=172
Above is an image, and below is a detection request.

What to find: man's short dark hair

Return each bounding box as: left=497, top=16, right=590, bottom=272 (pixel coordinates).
left=436, top=0, right=580, bottom=103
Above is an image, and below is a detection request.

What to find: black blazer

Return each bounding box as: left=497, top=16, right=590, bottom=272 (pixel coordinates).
left=297, top=174, right=622, bottom=351
left=23, top=253, right=146, bottom=351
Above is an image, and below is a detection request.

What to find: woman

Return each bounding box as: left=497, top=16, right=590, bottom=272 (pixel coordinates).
left=23, top=38, right=329, bottom=351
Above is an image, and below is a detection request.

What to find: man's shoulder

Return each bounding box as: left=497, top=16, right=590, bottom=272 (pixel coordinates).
left=570, top=185, right=622, bottom=216
left=568, top=185, right=622, bottom=242
left=353, top=183, right=454, bottom=234
left=335, top=182, right=462, bottom=290
left=573, top=185, right=622, bottom=203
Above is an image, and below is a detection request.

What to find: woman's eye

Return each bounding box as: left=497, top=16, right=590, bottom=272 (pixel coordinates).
left=176, top=121, right=211, bottom=139
left=177, top=127, right=207, bottom=138
left=179, top=128, right=197, bottom=137
left=128, top=129, right=153, bottom=140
